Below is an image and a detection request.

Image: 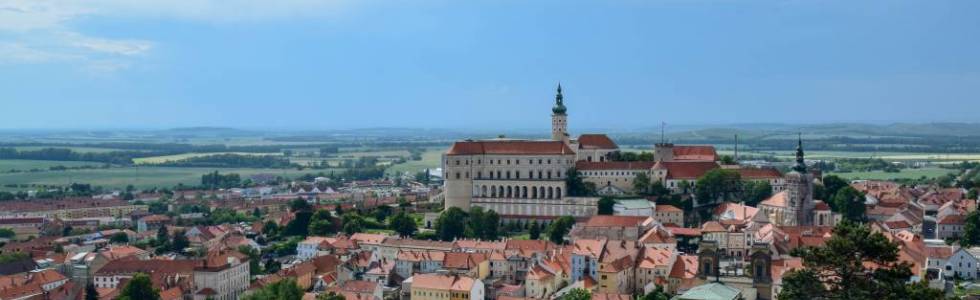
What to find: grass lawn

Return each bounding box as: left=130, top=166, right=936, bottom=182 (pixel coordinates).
left=134, top=152, right=281, bottom=164
left=386, top=149, right=443, bottom=176
left=0, top=159, right=105, bottom=172
left=0, top=166, right=335, bottom=191
left=826, top=167, right=955, bottom=181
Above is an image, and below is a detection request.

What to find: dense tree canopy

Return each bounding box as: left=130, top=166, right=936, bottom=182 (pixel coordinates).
left=694, top=169, right=742, bottom=204
left=435, top=207, right=468, bottom=241
left=308, top=209, right=338, bottom=236
left=960, top=210, right=980, bottom=247
left=389, top=211, right=418, bottom=237
left=565, top=168, right=596, bottom=197
left=597, top=197, right=616, bottom=215
left=830, top=186, right=866, bottom=222
left=546, top=216, right=575, bottom=245
left=778, top=222, right=944, bottom=300
left=118, top=273, right=160, bottom=300
left=243, top=278, right=303, bottom=300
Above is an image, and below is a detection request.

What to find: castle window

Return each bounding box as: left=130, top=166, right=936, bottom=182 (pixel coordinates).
left=507, top=159, right=511, bottom=165
left=456, top=173, right=460, bottom=179
left=456, top=160, right=460, bottom=165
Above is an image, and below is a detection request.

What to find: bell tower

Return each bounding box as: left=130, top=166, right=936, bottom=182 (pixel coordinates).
left=551, top=83, right=568, bottom=141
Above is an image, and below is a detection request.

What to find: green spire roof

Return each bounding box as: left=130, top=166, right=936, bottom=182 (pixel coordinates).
left=552, top=83, right=567, bottom=115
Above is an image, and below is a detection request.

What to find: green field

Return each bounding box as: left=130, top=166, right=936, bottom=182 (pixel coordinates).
left=0, top=166, right=338, bottom=190
left=717, top=150, right=980, bottom=162
left=133, top=152, right=281, bottom=164
left=386, top=149, right=443, bottom=176
left=0, top=159, right=105, bottom=172
left=826, top=167, right=955, bottom=181
left=13, top=146, right=136, bottom=153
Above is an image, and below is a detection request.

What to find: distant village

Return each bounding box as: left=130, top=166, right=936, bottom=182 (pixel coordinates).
left=0, top=86, right=975, bottom=300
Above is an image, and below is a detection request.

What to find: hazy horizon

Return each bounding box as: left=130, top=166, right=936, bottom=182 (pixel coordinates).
left=3, top=1, right=979, bottom=129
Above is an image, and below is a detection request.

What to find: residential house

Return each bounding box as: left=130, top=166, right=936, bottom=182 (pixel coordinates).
left=408, top=273, right=485, bottom=300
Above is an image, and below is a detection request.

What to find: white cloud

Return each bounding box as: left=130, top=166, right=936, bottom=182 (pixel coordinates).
left=0, top=0, right=351, bottom=71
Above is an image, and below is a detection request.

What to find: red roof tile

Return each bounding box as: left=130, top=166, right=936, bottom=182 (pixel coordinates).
left=672, top=146, right=718, bottom=161
left=577, top=134, right=618, bottom=149
left=575, top=161, right=656, bottom=171
left=447, top=140, right=575, bottom=155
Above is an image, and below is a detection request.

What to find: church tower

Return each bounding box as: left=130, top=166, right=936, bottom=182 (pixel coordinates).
left=783, top=134, right=815, bottom=225
left=551, top=83, right=568, bottom=141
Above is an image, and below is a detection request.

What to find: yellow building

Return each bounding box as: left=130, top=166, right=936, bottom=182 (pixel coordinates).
left=410, top=273, right=484, bottom=300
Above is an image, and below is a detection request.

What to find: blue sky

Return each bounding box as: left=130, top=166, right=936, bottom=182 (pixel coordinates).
left=1, top=0, right=978, bottom=130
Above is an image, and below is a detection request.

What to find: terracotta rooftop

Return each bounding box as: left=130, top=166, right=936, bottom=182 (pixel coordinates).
left=655, top=204, right=682, bottom=212
left=672, top=146, right=718, bottom=161
left=577, top=134, right=618, bottom=150
left=411, top=273, right=478, bottom=292
left=669, top=255, right=698, bottom=279
left=447, top=140, right=575, bottom=156
left=661, top=161, right=720, bottom=179
left=575, top=161, right=656, bottom=171
left=582, top=215, right=653, bottom=228
left=735, top=167, right=782, bottom=179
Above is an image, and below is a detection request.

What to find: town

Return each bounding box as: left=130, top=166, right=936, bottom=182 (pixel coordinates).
left=0, top=86, right=976, bottom=300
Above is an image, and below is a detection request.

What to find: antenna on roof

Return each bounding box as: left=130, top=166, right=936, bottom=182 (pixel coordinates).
left=660, top=122, right=666, bottom=144
left=734, top=134, right=739, bottom=163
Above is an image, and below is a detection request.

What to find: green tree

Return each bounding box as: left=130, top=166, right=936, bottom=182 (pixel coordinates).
left=373, top=205, right=393, bottom=223
left=694, top=169, right=741, bottom=204
left=85, top=281, right=99, bottom=300
left=283, top=211, right=313, bottom=236
left=289, top=198, right=311, bottom=212
left=960, top=210, right=980, bottom=247
left=546, top=216, right=575, bottom=245
left=0, top=228, right=15, bottom=238
left=831, top=186, right=866, bottom=222
left=639, top=284, right=670, bottom=300
left=778, top=221, right=945, bottom=300
left=741, top=181, right=773, bottom=207
left=565, top=168, right=595, bottom=196
left=564, top=288, right=591, bottom=300
left=308, top=209, right=338, bottom=236
left=597, top=197, right=616, bottom=215
left=633, top=172, right=651, bottom=195
left=171, top=231, right=190, bottom=252
left=529, top=221, right=541, bottom=240
left=719, top=155, right=736, bottom=165
left=435, top=207, right=468, bottom=241
left=467, top=207, right=501, bottom=240
left=821, top=175, right=849, bottom=200
left=243, top=278, right=303, bottom=300
left=252, top=207, right=262, bottom=218
left=389, top=211, right=418, bottom=237
left=118, top=273, right=160, bottom=300
left=110, top=232, right=129, bottom=244
left=317, top=292, right=346, bottom=300
left=342, top=213, right=364, bottom=235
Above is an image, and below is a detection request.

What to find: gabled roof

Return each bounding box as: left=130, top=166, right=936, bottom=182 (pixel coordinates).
left=735, top=167, right=782, bottom=179
left=759, top=191, right=790, bottom=208
left=577, top=134, right=618, bottom=150
left=669, top=255, right=697, bottom=279
left=661, top=162, right=720, bottom=180
left=447, top=140, right=575, bottom=155
left=656, top=204, right=682, bottom=213
left=410, top=273, right=478, bottom=291
left=672, top=146, right=718, bottom=161
left=575, top=161, right=656, bottom=171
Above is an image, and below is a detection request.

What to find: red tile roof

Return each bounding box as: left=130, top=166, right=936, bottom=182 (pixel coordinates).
left=577, top=134, right=618, bottom=149
left=655, top=204, right=682, bottom=213
left=672, top=146, right=718, bottom=161
left=735, top=167, right=782, bottom=179
left=661, top=162, right=720, bottom=179
left=447, top=140, right=575, bottom=155
left=575, top=161, right=656, bottom=171
left=669, top=255, right=697, bottom=279
left=582, top=215, right=652, bottom=228
left=411, top=274, right=477, bottom=291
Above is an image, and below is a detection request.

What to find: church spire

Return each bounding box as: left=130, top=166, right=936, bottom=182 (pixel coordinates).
left=792, top=132, right=807, bottom=173
left=552, top=82, right=567, bottom=115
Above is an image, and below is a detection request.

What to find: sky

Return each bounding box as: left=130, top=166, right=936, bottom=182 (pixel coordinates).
left=1, top=0, right=979, bottom=130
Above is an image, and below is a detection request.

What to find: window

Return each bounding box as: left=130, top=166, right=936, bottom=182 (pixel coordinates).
left=456, top=160, right=460, bottom=165
left=456, top=173, right=461, bottom=179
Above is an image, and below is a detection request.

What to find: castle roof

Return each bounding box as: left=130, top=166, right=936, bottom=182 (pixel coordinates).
left=672, top=146, right=718, bottom=161
left=447, top=140, right=575, bottom=156
left=577, top=134, right=618, bottom=150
